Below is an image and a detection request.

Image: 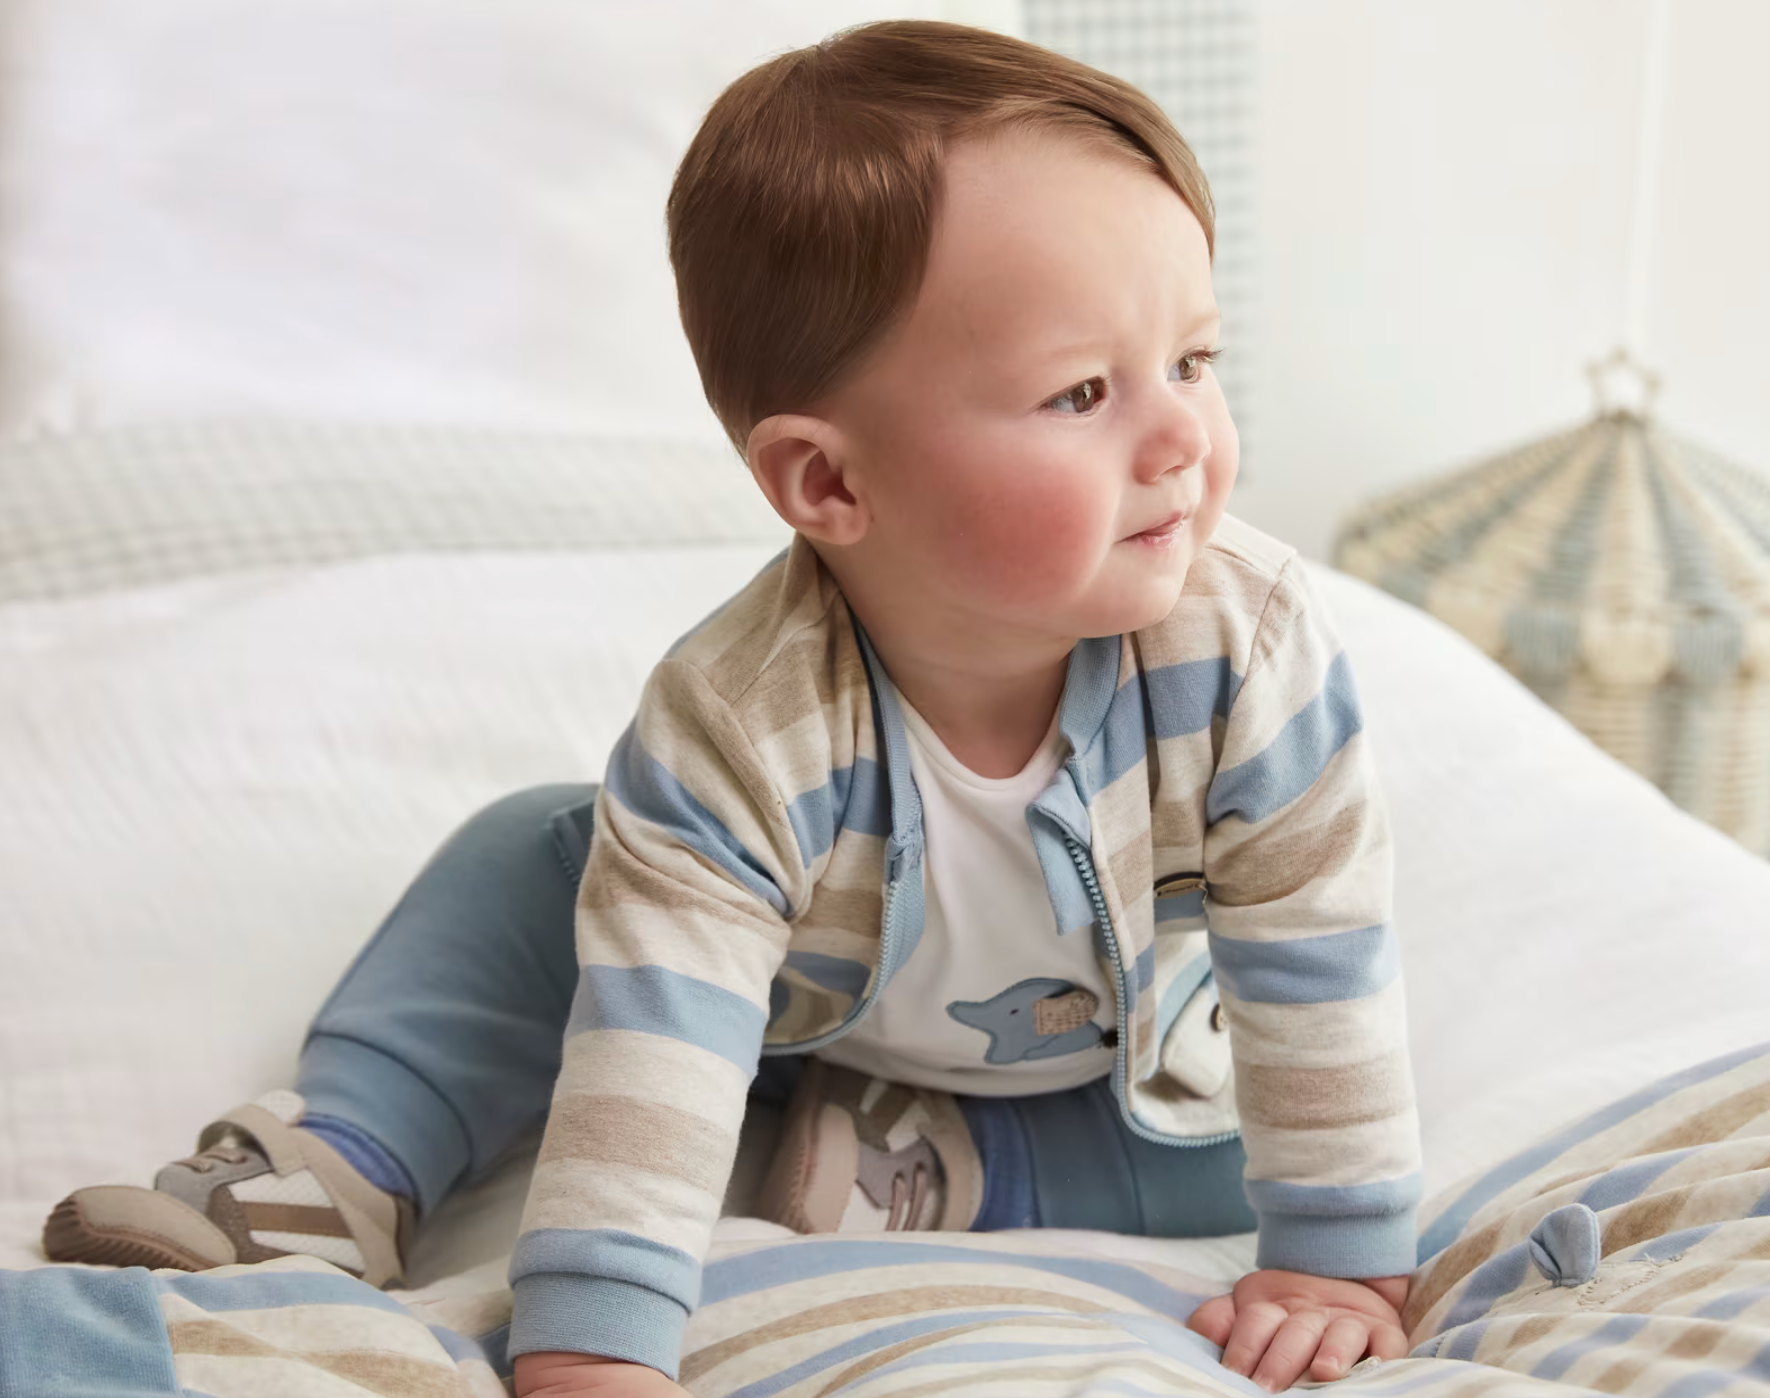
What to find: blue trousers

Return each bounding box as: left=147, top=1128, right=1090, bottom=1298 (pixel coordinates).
left=294, top=784, right=1256, bottom=1238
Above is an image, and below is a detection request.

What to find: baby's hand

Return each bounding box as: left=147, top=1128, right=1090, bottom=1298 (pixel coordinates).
left=514, top=1352, right=691, bottom=1398
left=1184, top=1269, right=1411, bottom=1392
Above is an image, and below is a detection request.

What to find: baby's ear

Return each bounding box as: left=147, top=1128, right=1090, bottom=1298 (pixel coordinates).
left=745, top=414, right=870, bottom=546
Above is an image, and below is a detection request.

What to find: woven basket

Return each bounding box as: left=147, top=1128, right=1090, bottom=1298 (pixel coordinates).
left=1332, top=353, right=1770, bottom=859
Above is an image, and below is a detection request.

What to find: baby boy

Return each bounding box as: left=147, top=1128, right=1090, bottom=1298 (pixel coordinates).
left=514, top=19, right=1422, bottom=1397
left=45, top=19, right=1423, bottom=1398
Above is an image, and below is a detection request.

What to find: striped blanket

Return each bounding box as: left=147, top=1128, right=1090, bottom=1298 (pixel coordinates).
left=6, top=1040, right=1767, bottom=1397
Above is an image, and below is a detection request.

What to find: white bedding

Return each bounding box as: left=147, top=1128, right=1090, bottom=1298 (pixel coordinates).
left=5, top=534, right=1768, bottom=1286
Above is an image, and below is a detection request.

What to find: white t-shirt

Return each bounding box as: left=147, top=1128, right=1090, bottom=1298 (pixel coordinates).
left=814, top=694, right=1117, bottom=1096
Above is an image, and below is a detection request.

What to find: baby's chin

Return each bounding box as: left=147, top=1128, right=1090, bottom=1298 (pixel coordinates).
left=1068, top=570, right=1192, bottom=638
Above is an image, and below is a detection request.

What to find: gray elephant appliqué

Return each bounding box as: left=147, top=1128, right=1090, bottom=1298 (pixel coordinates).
left=947, top=978, right=1105, bottom=1064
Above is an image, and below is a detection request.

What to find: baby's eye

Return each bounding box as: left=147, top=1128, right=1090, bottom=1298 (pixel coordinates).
left=1047, top=378, right=1105, bottom=414
left=1170, top=348, right=1223, bottom=385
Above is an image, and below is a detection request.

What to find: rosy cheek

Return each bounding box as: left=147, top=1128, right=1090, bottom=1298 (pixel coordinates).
left=935, top=468, right=1102, bottom=605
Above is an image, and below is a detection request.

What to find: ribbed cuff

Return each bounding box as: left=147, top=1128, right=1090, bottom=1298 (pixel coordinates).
left=508, top=1272, right=690, bottom=1380
left=1254, top=1206, right=1420, bottom=1280
left=0, top=1267, right=181, bottom=1395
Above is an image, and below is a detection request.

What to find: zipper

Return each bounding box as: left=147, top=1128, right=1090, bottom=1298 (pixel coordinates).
left=760, top=863, right=903, bottom=1057
left=1064, top=834, right=1241, bottom=1149
left=766, top=614, right=917, bottom=1058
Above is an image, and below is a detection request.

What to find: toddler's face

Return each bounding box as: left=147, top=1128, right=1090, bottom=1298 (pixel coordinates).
left=828, top=126, right=1238, bottom=643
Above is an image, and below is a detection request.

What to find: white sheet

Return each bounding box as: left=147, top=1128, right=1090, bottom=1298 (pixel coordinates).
left=4, top=546, right=1768, bottom=1284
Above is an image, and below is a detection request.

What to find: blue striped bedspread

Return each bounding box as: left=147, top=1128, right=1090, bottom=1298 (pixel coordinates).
left=4, top=1038, right=1766, bottom=1397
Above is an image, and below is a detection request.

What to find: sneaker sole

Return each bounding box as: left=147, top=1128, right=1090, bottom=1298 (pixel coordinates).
left=42, top=1196, right=219, bottom=1272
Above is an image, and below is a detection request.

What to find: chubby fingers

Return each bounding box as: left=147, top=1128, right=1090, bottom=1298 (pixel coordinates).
left=1185, top=1294, right=1237, bottom=1347
left=1306, top=1316, right=1410, bottom=1385
left=1370, top=1320, right=1410, bottom=1361
left=1254, top=1309, right=1340, bottom=1392
left=1220, top=1300, right=1315, bottom=1390
left=1308, top=1315, right=1375, bottom=1382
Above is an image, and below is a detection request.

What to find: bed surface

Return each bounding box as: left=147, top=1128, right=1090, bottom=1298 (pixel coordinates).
left=6, top=510, right=1768, bottom=1285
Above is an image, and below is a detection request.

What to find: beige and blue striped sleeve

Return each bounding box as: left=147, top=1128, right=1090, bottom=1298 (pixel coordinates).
left=507, top=658, right=801, bottom=1376
left=1202, top=556, right=1423, bottom=1279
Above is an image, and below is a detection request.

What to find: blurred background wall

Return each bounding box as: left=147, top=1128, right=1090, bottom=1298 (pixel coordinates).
left=3, top=0, right=1764, bottom=567
left=1236, top=0, right=1769, bottom=561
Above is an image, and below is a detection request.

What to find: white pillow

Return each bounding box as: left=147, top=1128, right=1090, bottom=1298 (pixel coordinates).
left=0, top=0, right=1023, bottom=445
left=1335, top=570, right=1770, bottom=1198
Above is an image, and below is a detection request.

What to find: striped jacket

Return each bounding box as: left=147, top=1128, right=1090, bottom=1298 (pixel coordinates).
left=507, top=514, right=1424, bottom=1374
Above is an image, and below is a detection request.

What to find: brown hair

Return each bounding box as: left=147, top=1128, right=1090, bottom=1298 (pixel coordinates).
left=666, top=20, right=1215, bottom=452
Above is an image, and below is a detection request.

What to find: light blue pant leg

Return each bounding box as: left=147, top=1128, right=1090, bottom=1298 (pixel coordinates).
left=295, top=783, right=803, bottom=1220
left=295, top=784, right=599, bottom=1217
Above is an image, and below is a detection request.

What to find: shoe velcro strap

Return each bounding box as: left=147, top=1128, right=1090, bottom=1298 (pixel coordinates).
left=198, top=1103, right=308, bottom=1176
left=288, top=1126, right=406, bottom=1287
left=197, top=1102, right=405, bottom=1287
left=919, top=1091, right=984, bottom=1231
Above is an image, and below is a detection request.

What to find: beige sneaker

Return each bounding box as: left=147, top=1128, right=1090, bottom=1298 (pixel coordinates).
left=755, top=1059, right=983, bottom=1233
left=42, top=1090, right=412, bottom=1286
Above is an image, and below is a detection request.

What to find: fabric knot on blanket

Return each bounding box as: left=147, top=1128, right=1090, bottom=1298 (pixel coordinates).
left=1527, top=1202, right=1602, bottom=1286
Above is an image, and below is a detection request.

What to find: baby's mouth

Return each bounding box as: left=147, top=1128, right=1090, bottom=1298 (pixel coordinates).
left=1125, top=510, right=1188, bottom=544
